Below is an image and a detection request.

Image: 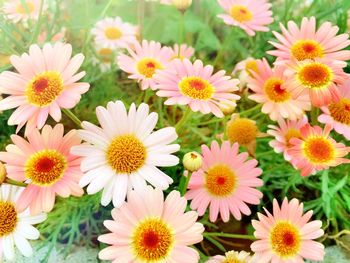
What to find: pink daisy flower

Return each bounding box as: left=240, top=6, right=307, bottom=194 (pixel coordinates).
left=117, top=40, right=173, bottom=90
left=318, top=78, right=350, bottom=140
left=248, top=58, right=311, bottom=121
left=268, top=16, right=350, bottom=63
left=232, top=57, right=259, bottom=90
left=284, top=58, right=348, bottom=107
left=3, top=0, right=40, bottom=23
left=0, top=124, right=84, bottom=215
left=154, top=59, right=240, bottom=118
left=0, top=42, right=90, bottom=135
left=186, top=141, right=263, bottom=222
left=91, top=17, right=138, bottom=50
left=217, top=0, right=273, bottom=36
left=169, top=43, right=195, bottom=60
left=206, top=250, right=253, bottom=263
left=287, top=124, right=350, bottom=176
left=267, top=116, right=308, bottom=161
left=98, top=186, right=204, bottom=263
left=251, top=198, right=325, bottom=262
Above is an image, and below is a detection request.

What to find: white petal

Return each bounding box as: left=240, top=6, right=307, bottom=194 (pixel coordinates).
left=14, top=233, right=33, bottom=257
left=112, top=174, right=128, bottom=208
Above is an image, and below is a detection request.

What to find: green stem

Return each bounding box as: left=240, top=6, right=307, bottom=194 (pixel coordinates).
left=178, top=12, right=185, bottom=49
left=239, top=104, right=262, bottom=116
left=62, top=109, right=82, bottom=128
left=138, top=0, right=145, bottom=40
left=180, top=171, right=192, bottom=196
left=30, top=0, right=45, bottom=44
left=311, top=107, right=319, bottom=125
left=204, top=232, right=256, bottom=241
left=175, top=107, right=193, bottom=134
left=4, top=178, right=27, bottom=187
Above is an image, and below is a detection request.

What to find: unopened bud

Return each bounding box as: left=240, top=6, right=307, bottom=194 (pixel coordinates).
left=183, top=151, right=202, bottom=172
left=172, top=0, right=192, bottom=12
left=219, top=100, right=237, bottom=115
left=0, top=162, right=6, bottom=184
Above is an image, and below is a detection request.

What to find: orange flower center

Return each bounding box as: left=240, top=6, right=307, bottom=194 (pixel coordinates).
left=98, top=48, right=113, bottom=63
left=205, top=164, right=236, bottom=197
left=179, top=76, right=215, bottom=100
left=329, top=98, right=350, bottom=125
left=264, top=78, right=291, bottom=102
left=16, top=2, right=35, bottom=14
left=104, top=27, right=122, bottom=40
left=26, top=71, right=64, bottom=107
left=230, top=5, right=253, bottom=23
left=245, top=60, right=259, bottom=77
left=297, top=62, right=332, bottom=89
left=106, top=134, right=146, bottom=174
left=132, top=218, right=173, bottom=261
left=25, top=149, right=67, bottom=186
left=227, top=118, right=257, bottom=145
left=303, top=136, right=335, bottom=164
left=0, top=201, right=17, bottom=237
left=270, top=221, right=301, bottom=258
left=284, top=128, right=302, bottom=147
left=137, top=58, right=163, bottom=78
left=291, top=40, right=324, bottom=61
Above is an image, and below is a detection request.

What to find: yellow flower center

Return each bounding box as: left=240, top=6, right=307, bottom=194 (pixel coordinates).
left=16, top=2, right=35, bottom=14
left=230, top=5, right=253, bottom=23
left=245, top=60, right=259, bottom=77
left=137, top=58, right=163, bottom=78
left=106, top=134, right=146, bottom=174
left=98, top=48, right=113, bottom=63
left=132, top=218, right=174, bottom=262
left=284, top=128, right=302, bottom=147
left=329, top=98, right=350, bottom=125
left=222, top=257, right=245, bottom=263
left=303, top=136, right=335, bottom=164
left=297, top=62, right=333, bottom=89
left=264, top=78, right=291, bottom=102
left=0, top=201, right=17, bottom=237
left=104, top=27, right=122, bottom=40
left=270, top=221, right=301, bottom=258
left=25, top=71, right=64, bottom=107
left=179, top=76, right=214, bottom=100
left=25, top=149, right=67, bottom=186
left=291, top=40, right=324, bottom=61
left=205, top=164, right=236, bottom=197
left=227, top=118, right=257, bottom=145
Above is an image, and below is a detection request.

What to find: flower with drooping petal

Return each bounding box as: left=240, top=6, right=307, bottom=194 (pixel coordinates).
left=267, top=116, right=308, bottom=161
left=3, top=0, right=40, bottom=23
left=91, top=17, right=138, bottom=50
left=268, top=16, right=350, bottom=64
left=319, top=78, right=350, bottom=140
left=0, top=124, right=84, bottom=215
left=232, top=57, right=259, bottom=90
left=217, top=0, right=273, bottom=36
left=248, top=58, right=311, bottom=121
left=287, top=124, right=350, bottom=176
left=71, top=100, right=180, bottom=208
left=0, top=42, right=90, bottom=135
left=186, top=141, right=263, bottom=222
left=92, top=46, right=117, bottom=72
left=117, top=40, right=173, bottom=90
left=251, top=198, right=325, bottom=263
left=98, top=187, right=204, bottom=263
left=169, top=43, right=195, bottom=60
left=206, top=250, right=253, bottom=263
left=0, top=184, right=47, bottom=261
left=154, top=58, right=240, bottom=117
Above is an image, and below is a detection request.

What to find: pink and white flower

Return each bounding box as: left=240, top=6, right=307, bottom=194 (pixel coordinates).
left=3, top=0, right=40, bottom=23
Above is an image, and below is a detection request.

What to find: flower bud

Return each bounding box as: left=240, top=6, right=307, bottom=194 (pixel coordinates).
left=172, top=0, right=192, bottom=12
left=183, top=151, right=202, bottom=172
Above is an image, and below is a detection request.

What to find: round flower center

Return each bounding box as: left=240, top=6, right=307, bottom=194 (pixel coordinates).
left=227, top=118, right=257, bottom=145
left=25, top=71, right=64, bottom=107
left=0, top=201, right=17, bottom=237
left=205, top=164, right=236, bottom=197
left=222, top=257, right=245, bottom=263
left=284, top=128, right=302, bottom=147
left=245, top=60, right=259, bottom=77
left=270, top=221, right=301, bottom=258
left=230, top=5, right=253, bottom=23
left=98, top=48, right=113, bottom=63
left=297, top=62, right=332, bottom=89
left=303, top=136, right=335, bottom=164
left=132, top=218, right=174, bottom=261
left=16, top=2, right=35, bottom=14
left=329, top=98, right=350, bottom=125
left=179, top=76, right=214, bottom=100
left=264, top=78, right=291, bottom=102
left=291, top=40, right=323, bottom=61
left=25, top=149, right=67, bottom=186
left=106, top=134, right=146, bottom=174
left=104, top=27, right=122, bottom=40
left=137, top=58, right=163, bottom=78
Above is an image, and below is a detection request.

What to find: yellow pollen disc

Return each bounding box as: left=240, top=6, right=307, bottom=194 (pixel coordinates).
left=98, top=48, right=113, bottom=63
left=270, top=221, right=301, bottom=258
left=302, top=136, right=335, bottom=164
left=106, top=134, right=146, bottom=174
left=222, top=256, right=245, bottom=263
left=230, top=5, right=253, bottom=23
left=179, top=76, right=214, bottom=100
left=25, top=71, right=64, bottom=107
left=137, top=58, right=163, bottom=78
left=25, top=149, right=67, bottom=186
left=227, top=118, right=258, bottom=145
left=291, top=40, right=324, bottom=61
left=329, top=98, right=350, bottom=125
left=264, top=78, right=291, bottom=102
left=297, top=62, right=333, bottom=89
left=284, top=128, right=302, bottom=147
left=205, top=164, right=236, bottom=197
left=132, top=218, right=174, bottom=261
left=0, top=201, right=17, bottom=237
left=16, top=2, right=35, bottom=14
left=104, top=27, right=122, bottom=40
left=245, top=60, right=259, bottom=77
